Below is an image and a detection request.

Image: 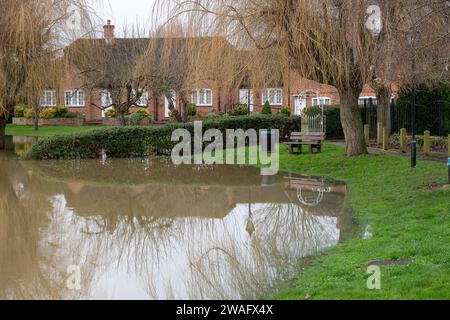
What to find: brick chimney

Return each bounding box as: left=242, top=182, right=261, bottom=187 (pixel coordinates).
left=103, top=20, right=115, bottom=41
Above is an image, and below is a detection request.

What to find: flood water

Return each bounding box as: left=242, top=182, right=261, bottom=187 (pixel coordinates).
left=0, top=136, right=348, bottom=300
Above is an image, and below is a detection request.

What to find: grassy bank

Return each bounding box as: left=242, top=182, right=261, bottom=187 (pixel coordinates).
left=5, top=124, right=105, bottom=137
left=274, top=144, right=449, bottom=300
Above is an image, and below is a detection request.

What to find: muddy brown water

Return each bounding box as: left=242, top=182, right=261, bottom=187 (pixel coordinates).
left=0, top=136, right=348, bottom=300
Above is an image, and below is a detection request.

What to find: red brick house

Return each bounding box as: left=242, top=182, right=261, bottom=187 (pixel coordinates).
left=43, top=21, right=389, bottom=123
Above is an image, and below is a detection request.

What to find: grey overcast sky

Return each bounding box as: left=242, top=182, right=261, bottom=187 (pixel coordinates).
left=90, top=0, right=161, bottom=32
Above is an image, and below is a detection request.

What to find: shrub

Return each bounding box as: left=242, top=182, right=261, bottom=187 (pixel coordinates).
left=136, top=108, right=150, bottom=118
left=280, top=107, right=291, bottom=117
left=187, top=103, right=197, bottom=117
left=25, top=114, right=302, bottom=160
left=105, top=108, right=116, bottom=118
left=23, top=108, right=35, bottom=119
left=54, top=105, right=70, bottom=118
left=205, top=112, right=219, bottom=119
left=129, top=112, right=152, bottom=126
left=39, top=108, right=56, bottom=119
left=232, top=103, right=249, bottom=116
left=65, top=112, right=78, bottom=119
left=261, top=101, right=272, bottom=115
left=302, top=107, right=316, bottom=117
left=14, top=104, right=27, bottom=118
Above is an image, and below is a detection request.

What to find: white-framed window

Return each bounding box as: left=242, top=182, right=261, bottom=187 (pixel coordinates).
left=192, top=89, right=213, bottom=106
left=65, top=90, right=85, bottom=107
left=358, top=96, right=378, bottom=106
left=40, top=90, right=57, bottom=107
left=312, top=97, right=332, bottom=106
left=262, top=88, right=283, bottom=106
left=239, top=89, right=254, bottom=111
left=132, top=89, right=148, bottom=107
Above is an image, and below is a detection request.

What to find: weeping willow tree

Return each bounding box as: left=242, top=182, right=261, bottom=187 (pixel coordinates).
left=158, top=0, right=448, bottom=156
left=66, top=33, right=151, bottom=126
left=155, top=0, right=376, bottom=155
left=137, top=18, right=243, bottom=122
left=0, top=0, right=93, bottom=148
left=370, top=0, right=449, bottom=135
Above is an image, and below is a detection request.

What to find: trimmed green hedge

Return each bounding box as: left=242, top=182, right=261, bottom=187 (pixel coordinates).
left=25, top=115, right=301, bottom=160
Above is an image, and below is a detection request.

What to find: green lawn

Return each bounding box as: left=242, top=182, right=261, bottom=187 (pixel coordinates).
left=272, top=144, right=449, bottom=300
left=6, top=124, right=106, bottom=137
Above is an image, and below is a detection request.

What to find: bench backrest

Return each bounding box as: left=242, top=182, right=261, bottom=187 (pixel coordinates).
left=290, top=132, right=325, bottom=141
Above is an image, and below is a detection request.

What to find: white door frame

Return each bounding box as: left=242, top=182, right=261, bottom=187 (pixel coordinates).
left=165, top=91, right=176, bottom=118
left=101, top=90, right=112, bottom=118
left=293, top=95, right=306, bottom=116
left=239, top=89, right=254, bottom=112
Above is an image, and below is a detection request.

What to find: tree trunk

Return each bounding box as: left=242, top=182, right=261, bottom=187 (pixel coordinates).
left=33, top=114, right=39, bottom=131
left=339, top=89, right=368, bottom=157
left=0, top=116, right=6, bottom=150
left=376, top=85, right=392, bottom=136
left=180, top=94, right=188, bottom=122
left=117, top=111, right=127, bottom=126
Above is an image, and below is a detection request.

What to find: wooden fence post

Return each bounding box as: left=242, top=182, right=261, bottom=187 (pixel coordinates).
left=377, top=123, right=382, bottom=145
left=364, top=124, right=370, bottom=145
left=383, top=127, right=388, bottom=151
left=424, top=131, right=431, bottom=156
left=400, top=128, right=407, bottom=153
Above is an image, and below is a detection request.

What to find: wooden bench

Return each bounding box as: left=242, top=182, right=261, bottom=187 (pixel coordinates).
left=285, top=132, right=326, bottom=154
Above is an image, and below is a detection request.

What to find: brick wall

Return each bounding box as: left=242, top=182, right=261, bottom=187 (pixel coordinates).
left=53, top=68, right=390, bottom=121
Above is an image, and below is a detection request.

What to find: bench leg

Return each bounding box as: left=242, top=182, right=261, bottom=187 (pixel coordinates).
left=289, top=145, right=294, bottom=154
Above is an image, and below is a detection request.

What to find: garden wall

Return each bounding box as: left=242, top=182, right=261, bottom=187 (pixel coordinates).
left=13, top=117, right=85, bottom=126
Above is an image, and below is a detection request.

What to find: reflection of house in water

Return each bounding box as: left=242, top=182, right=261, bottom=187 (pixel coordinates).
left=11, top=159, right=350, bottom=299
left=59, top=170, right=347, bottom=235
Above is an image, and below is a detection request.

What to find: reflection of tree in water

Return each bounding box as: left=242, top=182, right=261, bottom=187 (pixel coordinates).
left=44, top=184, right=341, bottom=300
left=1, top=156, right=346, bottom=299
left=184, top=203, right=340, bottom=300
left=0, top=158, right=100, bottom=299
left=0, top=161, right=60, bottom=299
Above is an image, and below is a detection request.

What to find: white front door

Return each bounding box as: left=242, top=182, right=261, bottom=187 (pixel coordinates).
left=239, top=89, right=254, bottom=112
left=294, top=96, right=306, bottom=116
left=101, top=90, right=112, bottom=118
left=165, top=91, right=176, bottom=118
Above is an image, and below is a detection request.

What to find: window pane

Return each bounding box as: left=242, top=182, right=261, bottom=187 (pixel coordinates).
left=199, top=89, right=204, bottom=105
left=65, top=92, right=71, bottom=105
left=192, top=90, right=198, bottom=104
left=78, top=91, right=85, bottom=106
left=240, top=90, right=248, bottom=104
left=50, top=91, right=55, bottom=106
left=276, top=89, right=282, bottom=105
left=206, top=90, right=212, bottom=105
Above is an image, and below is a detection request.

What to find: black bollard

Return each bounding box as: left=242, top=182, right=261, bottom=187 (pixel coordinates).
left=260, top=129, right=273, bottom=154
left=448, top=158, right=450, bottom=185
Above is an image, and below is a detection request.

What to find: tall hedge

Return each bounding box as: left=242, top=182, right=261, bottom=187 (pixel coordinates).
left=25, top=115, right=301, bottom=160
left=307, top=106, right=344, bottom=139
